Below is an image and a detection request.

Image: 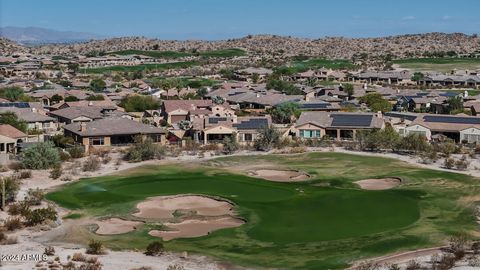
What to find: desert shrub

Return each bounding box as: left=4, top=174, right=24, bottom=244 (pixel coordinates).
left=7, top=201, right=30, bottom=216
left=167, top=264, right=185, bottom=270
left=124, top=136, right=165, bottom=162
left=405, top=260, right=421, bottom=270
left=437, top=254, right=456, bottom=269
left=444, top=157, right=455, bottom=169
left=455, top=155, right=469, bottom=171
left=355, top=261, right=381, bottom=270
left=71, top=252, right=87, bottom=262
left=20, top=142, right=60, bottom=169
left=67, top=145, right=84, bottom=159
left=26, top=188, right=44, bottom=205
left=0, top=176, right=20, bottom=207
left=17, top=170, right=31, bottom=179
left=49, top=165, right=63, bottom=179
left=145, top=241, right=164, bottom=256
left=58, top=150, right=71, bottom=161
left=435, top=140, right=457, bottom=157
left=450, top=234, right=468, bottom=260
left=468, top=256, right=480, bottom=267
left=102, top=155, right=112, bottom=164
left=385, top=263, right=400, bottom=270
left=0, top=234, right=18, bottom=245
left=82, top=156, right=100, bottom=172
left=24, top=206, right=57, bottom=226
left=3, top=217, right=22, bottom=231
left=86, top=239, right=105, bottom=255
left=44, top=246, right=55, bottom=256
left=8, top=161, right=21, bottom=171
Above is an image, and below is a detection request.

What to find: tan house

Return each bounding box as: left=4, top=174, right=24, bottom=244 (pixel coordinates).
left=63, top=117, right=166, bottom=153
left=295, top=112, right=384, bottom=140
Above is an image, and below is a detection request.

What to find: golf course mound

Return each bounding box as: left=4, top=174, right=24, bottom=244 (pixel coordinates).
left=133, top=195, right=235, bottom=219
left=249, top=169, right=310, bottom=182
left=94, top=218, right=143, bottom=235
left=355, top=177, right=402, bottom=190
left=149, top=217, right=245, bottom=241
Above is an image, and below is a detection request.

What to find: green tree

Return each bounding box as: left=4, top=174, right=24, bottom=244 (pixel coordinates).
left=266, top=78, right=302, bottom=95
left=0, top=112, right=27, bottom=132
left=196, top=88, right=208, bottom=98
left=0, top=86, right=24, bottom=101
left=447, top=96, right=463, bottom=114
left=343, top=83, right=354, bottom=99
left=124, top=136, right=165, bottom=162
left=89, top=78, right=106, bottom=92
left=411, top=72, right=424, bottom=82
left=86, top=94, right=105, bottom=101
left=64, top=95, right=79, bottom=102
left=268, top=102, right=300, bottom=124
left=254, top=126, right=281, bottom=151
left=222, top=133, right=239, bottom=154
left=50, top=94, right=63, bottom=104
left=119, top=95, right=160, bottom=112
left=20, top=142, right=60, bottom=169
left=359, top=93, right=392, bottom=113
left=67, top=63, right=80, bottom=73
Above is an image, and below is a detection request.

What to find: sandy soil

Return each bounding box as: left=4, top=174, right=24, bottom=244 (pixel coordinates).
left=94, top=218, right=143, bottom=235
left=149, top=217, right=245, bottom=241
left=133, top=195, right=235, bottom=219
left=249, top=169, right=310, bottom=182
left=354, top=177, right=401, bottom=190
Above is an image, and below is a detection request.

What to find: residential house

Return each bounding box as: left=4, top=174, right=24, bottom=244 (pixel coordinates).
left=63, top=117, right=166, bottom=153
left=161, top=100, right=213, bottom=124
left=295, top=112, right=384, bottom=140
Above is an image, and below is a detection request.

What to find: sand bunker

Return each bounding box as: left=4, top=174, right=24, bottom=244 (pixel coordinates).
left=249, top=169, right=310, bottom=182
left=133, top=195, right=235, bottom=219
left=95, top=218, right=143, bottom=235
left=149, top=217, right=245, bottom=241
left=355, top=177, right=401, bottom=190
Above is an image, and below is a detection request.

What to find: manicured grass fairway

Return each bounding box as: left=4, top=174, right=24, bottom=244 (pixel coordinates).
left=393, top=57, right=480, bottom=72
left=80, top=61, right=199, bottom=74
left=47, top=153, right=480, bottom=269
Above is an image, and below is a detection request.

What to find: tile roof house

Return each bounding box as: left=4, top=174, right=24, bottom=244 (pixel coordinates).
left=161, top=100, right=213, bottom=124
left=63, top=117, right=166, bottom=153
left=48, top=106, right=129, bottom=124
left=0, top=107, right=57, bottom=132
left=405, top=114, right=480, bottom=142
left=295, top=111, right=384, bottom=140
left=191, top=115, right=272, bottom=145
left=0, top=124, right=27, bottom=156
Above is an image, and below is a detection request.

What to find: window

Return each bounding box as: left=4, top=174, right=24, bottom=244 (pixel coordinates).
left=244, top=133, right=253, bottom=141
left=42, top=122, right=50, bottom=129
left=300, top=129, right=321, bottom=138
left=89, top=137, right=105, bottom=146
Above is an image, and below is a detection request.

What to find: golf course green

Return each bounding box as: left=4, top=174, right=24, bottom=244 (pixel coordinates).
left=46, top=152, right=480, bottom=269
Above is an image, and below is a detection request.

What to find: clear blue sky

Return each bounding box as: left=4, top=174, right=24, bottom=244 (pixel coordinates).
left=1, top=0, right=479, bottom=40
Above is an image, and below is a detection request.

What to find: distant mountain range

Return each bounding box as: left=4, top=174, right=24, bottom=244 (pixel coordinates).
left=0, top=26, right=105, bottom=45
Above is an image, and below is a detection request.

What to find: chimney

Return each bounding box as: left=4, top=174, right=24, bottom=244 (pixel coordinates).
left=80, top=122, right=87, bottom=132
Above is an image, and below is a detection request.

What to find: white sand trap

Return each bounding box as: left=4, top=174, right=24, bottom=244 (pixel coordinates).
left=133, top=195, right=235, bottom=219
left=149, top=217, right=245, bottom=241
left=95, top=218, right=143, bottom=235
left=355, top=177, right=401, bottom=190
left=250, top=169, right=310, bottom=182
